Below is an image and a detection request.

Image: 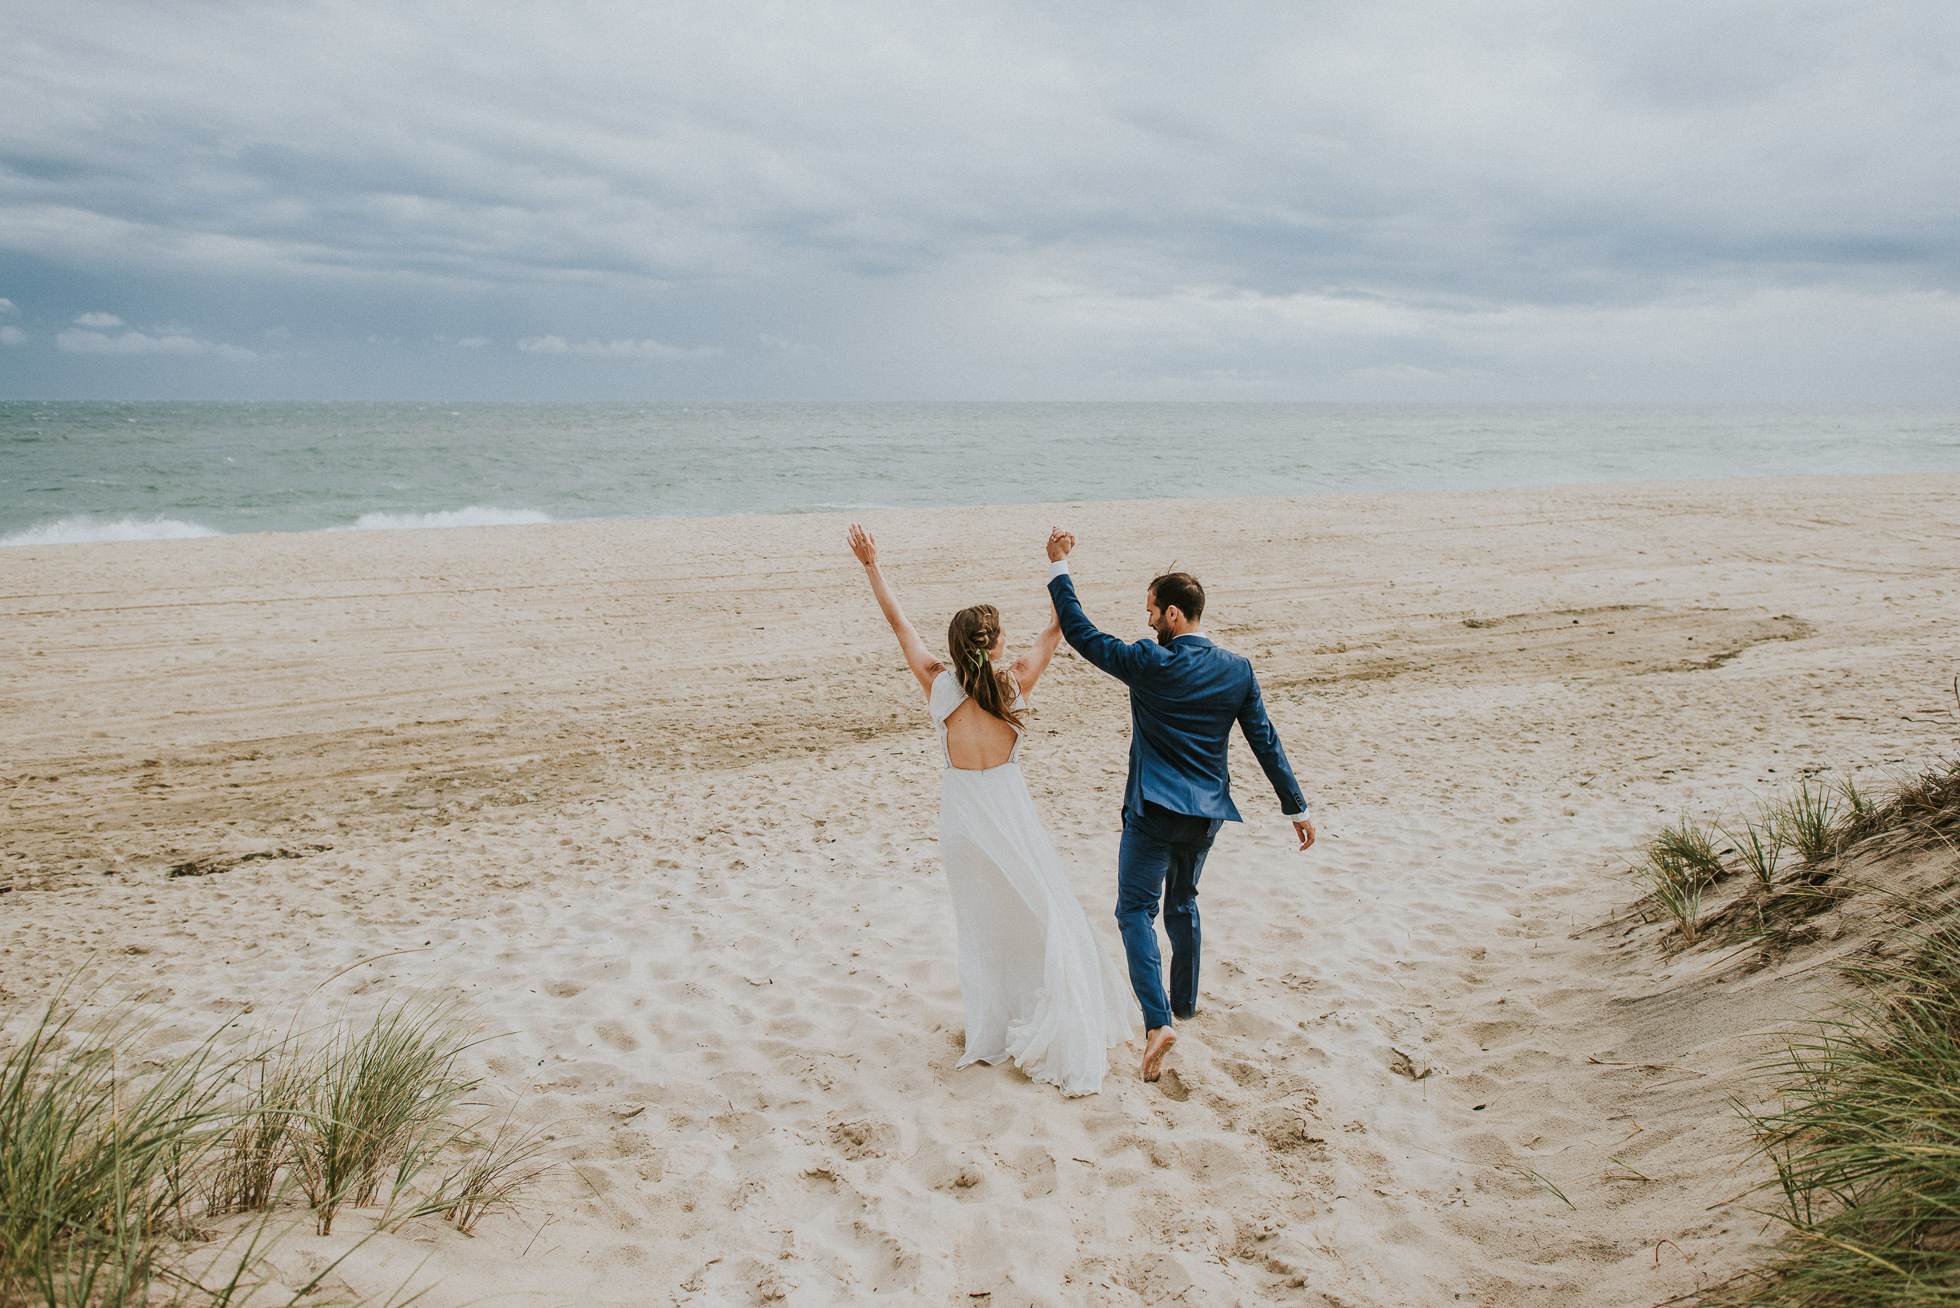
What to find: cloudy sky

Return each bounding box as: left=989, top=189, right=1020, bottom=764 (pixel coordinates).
left=1, top=1, right=1956, bottom=401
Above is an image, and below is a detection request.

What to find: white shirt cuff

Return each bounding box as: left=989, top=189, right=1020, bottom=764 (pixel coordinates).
left=1048, top=560, right=1070, bottom=580
left=1284, top=808, right=1311, bottom=826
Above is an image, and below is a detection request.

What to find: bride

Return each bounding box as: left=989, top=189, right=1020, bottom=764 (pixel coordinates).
left=847, top=524, right=1137, bottom=1095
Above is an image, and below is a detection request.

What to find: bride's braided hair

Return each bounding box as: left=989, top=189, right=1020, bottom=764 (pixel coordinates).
left=947, top=604, right=1026, bottom=728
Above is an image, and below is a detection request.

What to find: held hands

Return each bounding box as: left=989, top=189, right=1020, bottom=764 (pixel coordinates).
left=1293, top=818, right=1316, bottom=852
left=847, top=523, right=878, bottom=566
left=1046, top=526, right=1075, bottom=562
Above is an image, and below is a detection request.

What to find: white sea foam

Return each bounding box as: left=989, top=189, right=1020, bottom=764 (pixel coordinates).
left=349, top=506, right=553, bottom=531
left=0, top=515, right=225, bottom=546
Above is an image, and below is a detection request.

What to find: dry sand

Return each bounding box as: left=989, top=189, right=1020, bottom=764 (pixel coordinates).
left=3, top=473, right=1959, bottom=1306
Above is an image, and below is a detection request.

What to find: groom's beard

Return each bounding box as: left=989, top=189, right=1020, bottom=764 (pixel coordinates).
left=1152, top=622, right=1174, bottom=647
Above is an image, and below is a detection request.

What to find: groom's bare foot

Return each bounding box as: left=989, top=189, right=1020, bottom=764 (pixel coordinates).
left=1141, top=1026, right=1178, bottom=1081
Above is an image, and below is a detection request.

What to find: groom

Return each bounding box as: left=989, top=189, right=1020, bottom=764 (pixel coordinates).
left=1045, top=527, right=1314, bottom=1081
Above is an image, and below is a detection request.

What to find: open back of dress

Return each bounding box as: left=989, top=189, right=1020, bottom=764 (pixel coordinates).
left=927, top=670, right=1137, bottom=1095
left=930, top=669, right=1024, bottom=770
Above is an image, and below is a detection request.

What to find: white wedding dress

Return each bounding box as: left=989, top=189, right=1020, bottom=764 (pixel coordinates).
left=929, top=670, right=1138, bottom=1096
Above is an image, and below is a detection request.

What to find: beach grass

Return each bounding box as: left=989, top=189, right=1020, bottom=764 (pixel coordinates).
left=1852, top=755, right=1960, bottom=854
left=0, top=991, right=215, bottom=1306
left=1653, top=816, right=1729, bottom=885
left=1622, top=753, right=1960, bottom=1306
left=206, top=1047, right=309, bottom=1216
left=1720, top=805, right=1785, bottom=888
left=1672, top=765, right=1955, bottom=953
left=0, top=991, right=323, bottom=1308
left=289, top=1002, right=480, bottom=1236
left=430, top=1099, right=556, bottom=1236
left=1835, top=772, right=1879, bottom=830
left=1711, top=910, right=1960, bottom=1306
left=1773, top=775, right=1845, bottom=864
left=1, top=985, right=547, bottom=1304
left=1636, top=858, right=1707, bottom=944
left=1634, top=816, right=1729, bottom=944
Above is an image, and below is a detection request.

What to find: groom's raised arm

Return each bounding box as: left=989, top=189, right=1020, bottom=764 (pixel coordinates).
left=1048, top=568, right=1153, bottom=683
left=1045, top=532, right=1154, bottom=684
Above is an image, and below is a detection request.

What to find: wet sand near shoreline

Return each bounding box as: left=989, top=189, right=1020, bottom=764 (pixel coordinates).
left=3, top=474, right=1958, bottom=1305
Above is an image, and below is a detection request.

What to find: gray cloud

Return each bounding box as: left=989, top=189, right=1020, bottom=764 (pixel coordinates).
left=516, top=335, right=717, bottom=360
left=1, top=0, right=1957, bottom=398
left=56, top=325, right=257, bottom=361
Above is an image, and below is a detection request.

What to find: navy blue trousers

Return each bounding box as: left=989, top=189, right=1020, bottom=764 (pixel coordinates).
left=1116, top=802, right=1224, bottom=1030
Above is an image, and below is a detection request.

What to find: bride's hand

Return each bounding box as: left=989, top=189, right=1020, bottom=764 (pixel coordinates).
left=847, top=523, right=878, bottom=565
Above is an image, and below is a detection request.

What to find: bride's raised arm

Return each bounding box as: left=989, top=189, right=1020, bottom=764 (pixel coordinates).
left=1011, top=599, right=1063, bottom=696
left=847, top=524, right=944, bottom=694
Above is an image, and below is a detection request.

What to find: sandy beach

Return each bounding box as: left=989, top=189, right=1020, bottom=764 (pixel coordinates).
left=4, top=473, right=1958, bottom=1306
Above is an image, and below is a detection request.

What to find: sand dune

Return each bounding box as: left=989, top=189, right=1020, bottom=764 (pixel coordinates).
left=3, top=474, right=1958, bottom=1305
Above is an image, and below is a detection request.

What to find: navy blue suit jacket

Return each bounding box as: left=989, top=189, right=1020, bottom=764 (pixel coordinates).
left=1049, top=571, right=1307, bottom=823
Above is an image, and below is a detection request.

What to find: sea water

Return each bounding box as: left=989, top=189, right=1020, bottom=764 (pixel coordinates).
left=3, top=402, right=1957, bottom=545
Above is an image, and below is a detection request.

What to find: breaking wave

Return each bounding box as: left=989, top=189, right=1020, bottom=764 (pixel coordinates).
left=0, top=506, right=555, bottom=546
left=0, top=515, right=224, bottom=546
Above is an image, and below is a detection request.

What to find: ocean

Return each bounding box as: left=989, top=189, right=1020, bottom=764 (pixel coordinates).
left=3, top=401, right=1957, bottom=545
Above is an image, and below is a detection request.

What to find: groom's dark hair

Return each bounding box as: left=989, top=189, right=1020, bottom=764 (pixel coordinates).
left=1149, top=572, right=1205, bottom=624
